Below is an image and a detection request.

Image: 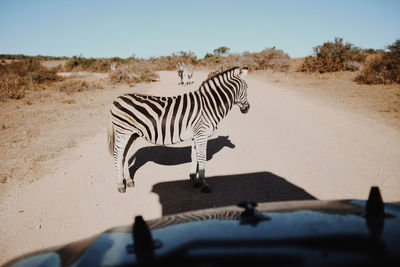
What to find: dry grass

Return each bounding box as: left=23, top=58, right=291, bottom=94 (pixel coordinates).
left=0, top=59, right=62, bottom=100
left=64, top=56, right=161, bottom=85
left=243, top=49, right=291, bottom=71
left=2, top=39, right=398, bottom=106
left=58, top=79, right=103, bottom=94
left=65, top=56, right=111, bottom=72
left=199, top=48, right=290, bottom=72
left=109, top=60, right=159, bottom=86
left=148, top=51, right=198, bottom=71
left=65, top=48, right=290, bottom=74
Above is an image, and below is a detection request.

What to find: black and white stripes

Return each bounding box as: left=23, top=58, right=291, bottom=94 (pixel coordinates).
left=108, top=66, right=249, bottom=193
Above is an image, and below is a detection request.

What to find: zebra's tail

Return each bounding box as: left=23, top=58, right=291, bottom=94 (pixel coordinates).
left=107, top=115, right=114, bottom=155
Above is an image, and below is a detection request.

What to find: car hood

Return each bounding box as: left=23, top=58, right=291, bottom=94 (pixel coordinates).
left=6, top=189, right=400, bottom=266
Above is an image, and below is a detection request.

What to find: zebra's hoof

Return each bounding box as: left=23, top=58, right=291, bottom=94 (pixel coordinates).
left=126, top=180, right=135, bottom=187
left=201, top=185, right=212, bottom=193
left=190, top=174, right=202, bottom=188
left=118, top=186, right=126, bottom=193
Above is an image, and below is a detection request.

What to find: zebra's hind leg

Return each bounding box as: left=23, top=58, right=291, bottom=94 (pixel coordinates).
left=122, top=133, right=139, bottom=188
left=194, top=136, right=211, bottom=193
left=113, top=131, right=132, bottom=193
left=189, top=141, right=201, bottom=188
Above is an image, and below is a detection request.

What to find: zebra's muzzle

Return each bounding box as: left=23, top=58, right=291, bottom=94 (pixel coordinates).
left=240, top=104, right=250, bottom=114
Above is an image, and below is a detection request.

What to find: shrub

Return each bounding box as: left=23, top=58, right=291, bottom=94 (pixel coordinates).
left=109, top=62, right=159, bottom=85
left=244, top=48, right=291, bottom=71
left=201, top=53, right=225, bottom=67
left=87, top=58, right=111, bottom=72
left=58, top=79, right=103, bottom=94
left=65, top=56, right=111, bottom=72
left=213, top=46, right=230, bottom=56
left=0, top=59, right=61, bottom=100
left=200, top=48, right=291, bottom=72
left=146, top=51, right=198, bottom=71
left=355, top=40, right=400, bottom=84
left=298, top=37, right=366, bottom=73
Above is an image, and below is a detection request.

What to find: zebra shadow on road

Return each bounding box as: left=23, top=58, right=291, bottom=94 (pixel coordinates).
left=152, top=172, right=316, bottom=216
left=127, top=135, right=235, bottom=179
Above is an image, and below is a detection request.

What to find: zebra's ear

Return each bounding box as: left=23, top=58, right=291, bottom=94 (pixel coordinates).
left=240, top=66, right=248, bottom=79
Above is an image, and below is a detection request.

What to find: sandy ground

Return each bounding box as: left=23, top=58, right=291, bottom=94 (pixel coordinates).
left=1, top=70, right=400, bottom=265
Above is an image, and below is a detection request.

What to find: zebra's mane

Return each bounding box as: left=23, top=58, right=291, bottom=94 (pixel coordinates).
left=207, top=67, right=224, bottom=78
left=202, top=66, right=240, bottom=88
left=127, top=66, right=241, bottom=100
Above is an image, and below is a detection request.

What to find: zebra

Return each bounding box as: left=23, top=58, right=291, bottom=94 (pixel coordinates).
left=184, top=63, right=194, bottom=84
left=110, top=62, right=117, bottom=72
left=108, top=65, right=249, bottom=193
left=177, top=62, right=194, bottom=85
left=177, top=62, right=185, bottom=84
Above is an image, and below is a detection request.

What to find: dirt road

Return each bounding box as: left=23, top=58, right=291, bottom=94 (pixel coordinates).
left=1, top=71, right=399, bottom=264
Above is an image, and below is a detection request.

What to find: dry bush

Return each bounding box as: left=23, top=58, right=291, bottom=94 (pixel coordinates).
left=64, top=56, right=160, bottom=85
left=109, top=60, right=159, bottom=85
left=65, top=56, right=111, bottom=72
left=53, top=48, right=291, bottom=76
left=355, top=40, right=400, bottom=84
left=0, top=59, right=61, bottom=100
left=298, top=38, right=366, bottom=73
left=147, top=51, right=198, bottom=71
left=58, top=79, right=103, bottom=94
left=50, top=64, right=64, bottom=73
left=243, top=48, right=291, bottom=71
left=86, top=59, right=111, bottom=72
left=199, top=48, right=290, bottom=72
left=200, top=53, right=239, bottom=69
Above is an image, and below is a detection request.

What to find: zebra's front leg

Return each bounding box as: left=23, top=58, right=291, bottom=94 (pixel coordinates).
left=194, top=136, right=211, bottom=193
left=113, top=131, right=131, bottom=193
left=189, top=141, right=201, bottom=188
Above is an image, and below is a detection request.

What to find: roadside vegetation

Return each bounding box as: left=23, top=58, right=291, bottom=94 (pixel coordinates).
left=108, top=58, right=159, bottom=86
left=298, top=38, right=400, bottom=85
left=0, top=59, right=62, bottom=100
left=200, top=47, right=291, bottom=71
left=1, top=38, right=399, bottom=101
left=65, top=56, right=111, bottom=72
left=57, top=80, right=103, bottom=94
left=298, top=37, right=366, bottom=73
left=355, top=40, right=400, bottom=84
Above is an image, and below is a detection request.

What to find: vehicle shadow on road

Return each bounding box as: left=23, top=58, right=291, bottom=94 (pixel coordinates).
left=128, top=135, right=235, bottom=179
left=152, top=172, right=316, bottom=216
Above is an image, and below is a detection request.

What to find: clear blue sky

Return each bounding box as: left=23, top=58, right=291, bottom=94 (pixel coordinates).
left=0, top=0, right=399, bottom=59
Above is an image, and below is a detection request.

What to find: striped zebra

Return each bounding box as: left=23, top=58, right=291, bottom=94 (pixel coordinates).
left=108, top=66, right=249, bottom=193
left=177, top=62, right=194, bottom=85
